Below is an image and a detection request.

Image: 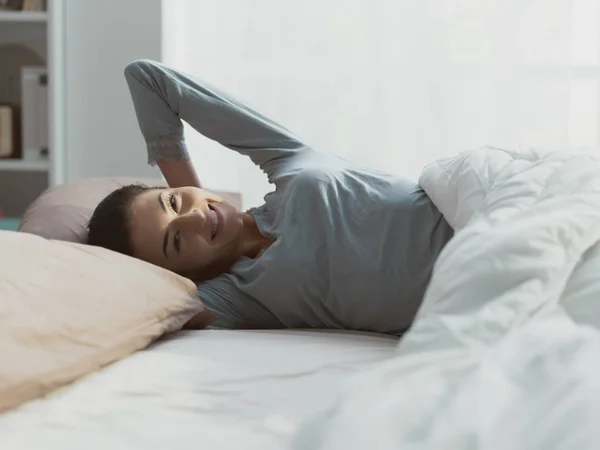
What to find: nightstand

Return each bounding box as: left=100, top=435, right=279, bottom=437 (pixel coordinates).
left=0, top=218, right=20, bottom=231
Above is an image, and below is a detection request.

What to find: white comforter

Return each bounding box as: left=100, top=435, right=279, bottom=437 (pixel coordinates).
left=293, top=146, right=600, bottom=450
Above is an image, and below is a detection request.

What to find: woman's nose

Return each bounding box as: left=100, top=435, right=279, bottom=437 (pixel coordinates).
left=182, top=208, right=206, bottom=222
left=177, top=208, right=208, bottom=233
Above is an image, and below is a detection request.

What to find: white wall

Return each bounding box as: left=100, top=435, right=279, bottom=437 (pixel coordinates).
left=63, top=0, right=163, bottom=181
left=63, top=0, right=600, bottom=208
left=160, top=0, right=600, bottom=210
left=161, top=0, right=251, bottom=200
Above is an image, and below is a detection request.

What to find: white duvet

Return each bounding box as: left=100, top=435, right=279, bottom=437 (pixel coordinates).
left=293, top=146, right=600, bottom=450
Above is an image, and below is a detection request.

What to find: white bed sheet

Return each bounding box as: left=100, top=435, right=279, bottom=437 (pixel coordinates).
left=0, top=329, right=397, bottom=450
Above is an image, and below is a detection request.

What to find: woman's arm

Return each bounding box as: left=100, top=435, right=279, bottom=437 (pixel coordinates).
left=124, top=59, right=311, bottom=186
left=157, top=159, right=202, bottom=189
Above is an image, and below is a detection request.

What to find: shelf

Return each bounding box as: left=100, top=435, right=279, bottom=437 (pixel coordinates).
left=0, top=159, right=49, bottom=172
left=0, top=11, right=47, bottom=23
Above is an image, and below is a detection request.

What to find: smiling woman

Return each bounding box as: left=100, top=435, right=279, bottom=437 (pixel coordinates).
left=88, top=183, right=271, bottom=283
left=87, top=59, right=454, bottom=334
left=128, top=185, right=270, bottom=282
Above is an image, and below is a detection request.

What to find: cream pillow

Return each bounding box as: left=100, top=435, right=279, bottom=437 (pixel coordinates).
left=0, top=230, right=207, bottom=413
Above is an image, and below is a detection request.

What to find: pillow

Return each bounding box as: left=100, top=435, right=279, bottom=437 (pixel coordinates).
left=0, top=230, right=209, bottom=413
left=18, top=177, right=242, bottom=243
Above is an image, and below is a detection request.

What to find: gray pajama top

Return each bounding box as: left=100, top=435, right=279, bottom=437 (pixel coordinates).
left=124, top=59, right=453, bottom=335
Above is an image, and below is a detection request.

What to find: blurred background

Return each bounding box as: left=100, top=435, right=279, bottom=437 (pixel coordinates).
left=1, top=0, right=599, bottom=227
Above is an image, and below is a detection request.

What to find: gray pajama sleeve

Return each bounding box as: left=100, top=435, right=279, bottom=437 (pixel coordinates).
left=123, top=59, right=311, bottom=183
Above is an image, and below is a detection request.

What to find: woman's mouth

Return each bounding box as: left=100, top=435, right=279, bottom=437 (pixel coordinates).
left=208, top=205, right=218, bottom=240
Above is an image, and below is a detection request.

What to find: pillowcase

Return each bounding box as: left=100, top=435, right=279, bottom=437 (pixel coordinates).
left=6, top=177, right=236, bottom=411
left=0, top=230, right=207, bottom=413
left=18, top=177, right=242, bottom=243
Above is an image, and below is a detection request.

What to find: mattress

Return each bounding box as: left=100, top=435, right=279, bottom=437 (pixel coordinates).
left=0, top=329, right=397, bottom=450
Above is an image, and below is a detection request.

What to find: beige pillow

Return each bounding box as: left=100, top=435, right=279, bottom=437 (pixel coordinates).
left=18, top=177, right=242, bottom=243
left=0, top=230, right=208, bottom=413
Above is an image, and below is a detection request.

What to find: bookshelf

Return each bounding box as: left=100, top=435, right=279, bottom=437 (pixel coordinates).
left=0, top=0, right=62, bottom=221
left=0, top=159, right=49, bottom=172
left=0, top=0, right=163, bottom=223
left=0, top=10, right=47, bottom=22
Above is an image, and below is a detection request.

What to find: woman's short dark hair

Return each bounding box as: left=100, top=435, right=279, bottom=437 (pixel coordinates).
left=87, top=184, right=157, bottom=256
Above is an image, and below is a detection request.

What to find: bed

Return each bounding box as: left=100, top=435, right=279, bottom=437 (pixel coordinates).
left=8, top=147, right=600, bottom=450
left=0, top=329, right=397, bottom=449
left=2, top=177, right=397, bottom=448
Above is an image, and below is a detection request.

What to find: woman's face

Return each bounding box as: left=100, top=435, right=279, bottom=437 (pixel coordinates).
left=129, top=187, right=244, bottom=281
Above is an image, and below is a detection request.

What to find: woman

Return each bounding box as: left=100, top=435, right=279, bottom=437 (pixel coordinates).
left=88, top=60, right=454, bottom=334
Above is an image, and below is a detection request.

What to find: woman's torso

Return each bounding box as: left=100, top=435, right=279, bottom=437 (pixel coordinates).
left=123, top=59, right=453, bottom=334
left=200, top=152, right=454, bottom=335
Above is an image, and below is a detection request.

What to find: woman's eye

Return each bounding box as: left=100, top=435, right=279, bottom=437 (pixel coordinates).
left=174, top=231, right=181, bottom=252
left=169, top=193, right=177, bottom=212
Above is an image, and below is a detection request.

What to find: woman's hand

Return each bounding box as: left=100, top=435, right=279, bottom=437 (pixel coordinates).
left=158, top=159, right=202, bottom=189
left=182, top=308, right=216, bottom=330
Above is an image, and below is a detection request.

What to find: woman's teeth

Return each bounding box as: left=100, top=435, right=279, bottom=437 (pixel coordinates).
left=209, top=209, right=218, bottom=239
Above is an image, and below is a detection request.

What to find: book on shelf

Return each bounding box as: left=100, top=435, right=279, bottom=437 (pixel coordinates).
left=0, top=0, right=46, bottom=11
left=0, top=0, right=23, bottom=11
left=22, top=0, right=45, bottom=11
left=0, top=104, right=21, bottom=159
left=21, top=66, right=48, bottom=161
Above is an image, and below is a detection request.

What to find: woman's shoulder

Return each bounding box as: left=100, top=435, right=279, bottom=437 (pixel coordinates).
left=197, top=270, right=282, bottom=330
left=254, top=152, right=351, bottom=211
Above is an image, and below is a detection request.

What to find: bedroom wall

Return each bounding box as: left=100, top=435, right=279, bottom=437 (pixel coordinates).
left=160, top=0, right=248, bottom=201
left=158, top=0, right=600, bottom=211
left=63, top=0, right=163, bottom=182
